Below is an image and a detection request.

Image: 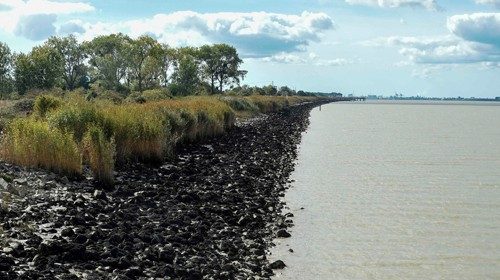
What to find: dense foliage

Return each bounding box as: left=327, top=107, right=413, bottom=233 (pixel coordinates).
left=0, top=34, right=247, bottom=96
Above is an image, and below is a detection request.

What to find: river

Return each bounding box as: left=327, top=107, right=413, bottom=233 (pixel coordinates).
left=271, top=100, right=500, bottom=280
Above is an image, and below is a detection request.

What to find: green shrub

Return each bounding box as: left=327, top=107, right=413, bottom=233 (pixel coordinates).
left=34, top=95, right=63, bottom=118
left=141, top=89, right=172, bottom=101
left=0, top=118, right=82, bottom=176
left=83, top=126, right=115, bottom=186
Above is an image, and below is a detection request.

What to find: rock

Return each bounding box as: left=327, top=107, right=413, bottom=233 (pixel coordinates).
left=0, top=255, right=15, bottom=271
left=0, top=178, right=18, bottom=196
left=73, top=234, right=87, bottom=244
left=0, top=178, right=8, bottom=190
left=276, top=229, right=291, bottom=238
left=93, top=190, right=107, bottom=200
left=269, top=260, right=286, bottom=270
left=13, top=178, right=27, bottom=185
left=61, top=228, right=75, bottom=237
left=0, top=101, right=331, bottom=278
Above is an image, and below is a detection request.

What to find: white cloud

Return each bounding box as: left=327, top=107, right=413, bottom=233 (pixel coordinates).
left=365, top=13, right=500, bottom=66
left=315, top=58, right=354, bottom=66
left=260, top=52, right=354, bottom=66
left=345, top=0, right=440, bottom=11
left=76, top=11, right=335, bottom=58
left=475, top=0, right=500, bottom=8
left=447, top=13, right=500, bottom=47
left=386, top=35, right=500, bottom=64
left=0, top=0, right=94, bottom=40
left=262, top=53, right=307, bottom=64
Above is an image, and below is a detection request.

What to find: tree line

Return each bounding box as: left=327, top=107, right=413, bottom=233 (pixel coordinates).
left=0, top=34, right=247, bottom=96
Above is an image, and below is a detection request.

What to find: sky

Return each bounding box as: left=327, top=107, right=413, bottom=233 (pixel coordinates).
left=0, top=0, right=499, bottom=98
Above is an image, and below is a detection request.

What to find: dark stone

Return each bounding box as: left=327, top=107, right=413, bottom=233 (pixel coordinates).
left=0, top=255, right=14, bottom=271
left=276, top=229, right=291, bottom=238
left=61, top=228, right=75, bottom=237
left=269, top=260, right=286, bottom=270
left=73, top=234, right=88, bottom=244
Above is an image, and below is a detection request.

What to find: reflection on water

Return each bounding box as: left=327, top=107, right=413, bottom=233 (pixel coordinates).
left=271, top=101, right=500, bottom=280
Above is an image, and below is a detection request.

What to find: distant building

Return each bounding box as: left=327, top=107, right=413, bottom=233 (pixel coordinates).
left=496, top=97, right=500, bottom=101
left=330, top=92, right=343, bottom=97
left=367, top=95, right=378, bottom=100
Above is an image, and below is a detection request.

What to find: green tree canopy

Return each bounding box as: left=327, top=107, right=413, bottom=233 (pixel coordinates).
left=85, top=33, right=131, bottom=92
left=14, top=45, right=63, bottom=94
left=199, top=44, right=246, bottom=94
left=0, top=42, right=13, bottom=95
left=46, top=35, right=87, bottom=91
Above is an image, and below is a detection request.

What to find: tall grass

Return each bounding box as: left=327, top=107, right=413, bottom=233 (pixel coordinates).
left=33, top=95, right=63, bottom=118
left=0, top=92, right=320, bottom=184
left=104, top=104, right=169, bottom=162
left=83, top=126, right=115, bottom=186
left=0, top=118, right=82, bottom=176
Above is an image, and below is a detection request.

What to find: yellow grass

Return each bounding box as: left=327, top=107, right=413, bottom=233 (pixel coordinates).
left=0, top=91, right=321, bottom=184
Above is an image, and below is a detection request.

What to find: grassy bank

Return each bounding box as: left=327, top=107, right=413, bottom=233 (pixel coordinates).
left=0, top=92, right=321, bottom=185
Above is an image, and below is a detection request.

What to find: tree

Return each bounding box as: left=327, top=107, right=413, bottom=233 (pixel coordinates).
left=171, top=48, right=201, bottom=96
left=262, top=85, right=277, bottom=96
left=85, top=33, right=131, bottom=92
left=126, top=35, right=161, bottom=92
left=0, top=42, right=13, bottom=95
left=199, top=44, right=246, bottom=94
left=46, top=35, right=87, bottom=91
left=278, top=86, right=295, bottom=96
left=156, top=44, right=176, bottom=88
left=14, top=45, right=63, bottom=94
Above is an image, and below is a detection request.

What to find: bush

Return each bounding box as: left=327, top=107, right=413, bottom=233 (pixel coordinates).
left=141, top=89, right=172, bottom=101
left=83, top=126, right=115, bottom=186
left=48, top=103, right=112, bottom=142
left=1, top=118, right=82, bottom=176
left=34, top=95, right=63, bottom=118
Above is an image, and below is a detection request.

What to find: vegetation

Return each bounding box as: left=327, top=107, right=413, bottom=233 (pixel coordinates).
left=0, top=34, right=248, bottom=97
left=0, top=34, right=330, bottom=185
left=0, top=118, right=82, bottom=176
left=0, top=92, right=318, bottom=185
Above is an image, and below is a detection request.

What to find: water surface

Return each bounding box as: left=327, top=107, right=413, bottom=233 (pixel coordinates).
left=271, top=101, right=500, bottom=280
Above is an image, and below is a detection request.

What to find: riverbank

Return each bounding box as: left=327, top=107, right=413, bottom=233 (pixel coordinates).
left=0, top=100, right=330, bottom=279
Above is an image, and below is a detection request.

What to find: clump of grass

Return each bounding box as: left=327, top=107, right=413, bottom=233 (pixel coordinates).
left=0, top=118, right=82, bottom=176
left=104, top=104, right=169, bottom=163
left=33, top=95, right=63, bottom=118
left=48, top=102, right=112, bottom=142
left=222, top=96, right=259, bottom=112
left=83, top=125, right=115, bottom=186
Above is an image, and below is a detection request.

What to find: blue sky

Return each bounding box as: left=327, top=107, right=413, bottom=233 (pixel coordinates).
left=0, top=0, right=499, bottom=97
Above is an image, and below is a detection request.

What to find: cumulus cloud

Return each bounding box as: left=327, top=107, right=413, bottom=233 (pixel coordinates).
left=345, top=0, right=440, bottom=10
left=0, top=0, right=94, bottom=40
left=77, top=11, right=335, bottom=58
left=447, top=13, right=500, bottom=47
left=259, top=52, right=354, bottom=66
left=58, top=20, right=86, bottom=35
left=14, top=14, right=57, bottom=40
left=365, top=13, right=500, bottom=65
left=376, top=35, right=500, bottom=64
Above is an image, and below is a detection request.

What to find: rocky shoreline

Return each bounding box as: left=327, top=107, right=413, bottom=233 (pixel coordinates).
left=0, top=100, right=329, bottom=279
